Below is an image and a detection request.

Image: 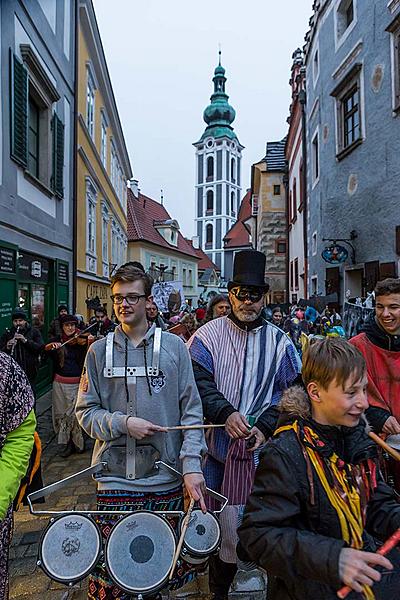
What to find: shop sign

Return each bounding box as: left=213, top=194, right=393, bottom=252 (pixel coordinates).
left=0, top=301, right=13, bottom=320
left=58, top=263, right=69, bottom=282
left=18, top=252, right=49, bottom=282
left=321, top=244, right=349, bottom=265
left=86, top=284, right=108, bottom=301
left=0, top=247, right=16, bottom=274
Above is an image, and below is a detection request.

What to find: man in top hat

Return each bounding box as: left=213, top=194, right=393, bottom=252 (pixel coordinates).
left=187, top=250, right=302, bottom=600
left=0, top=308, right=44, bottom=392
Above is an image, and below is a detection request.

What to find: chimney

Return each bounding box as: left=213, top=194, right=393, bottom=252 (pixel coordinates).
left=129, top=178, right=139, bottom=199
left=192, top=236, right=199, bottom=249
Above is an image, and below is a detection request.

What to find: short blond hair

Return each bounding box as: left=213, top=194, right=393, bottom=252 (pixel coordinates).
left=302, top=338, right=366, bottom=390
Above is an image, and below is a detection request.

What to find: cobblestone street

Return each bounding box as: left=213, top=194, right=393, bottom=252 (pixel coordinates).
left=9, top=392, right=266, bottom=600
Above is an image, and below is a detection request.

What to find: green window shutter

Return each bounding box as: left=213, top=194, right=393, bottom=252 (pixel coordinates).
left=51, top=113, right=64, bottom=198
left=10, top=51, right=28, bottom=167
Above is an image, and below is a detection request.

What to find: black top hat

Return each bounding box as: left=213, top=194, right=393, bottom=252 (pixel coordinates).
left=228, top=250, right=269, bottom=290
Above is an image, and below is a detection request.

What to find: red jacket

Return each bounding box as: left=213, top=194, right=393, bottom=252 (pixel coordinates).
left=350, top=323, right=400, bottom=424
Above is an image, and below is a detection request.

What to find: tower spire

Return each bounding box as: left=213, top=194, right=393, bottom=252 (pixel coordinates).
left=218, top=43, right=222, bottom=66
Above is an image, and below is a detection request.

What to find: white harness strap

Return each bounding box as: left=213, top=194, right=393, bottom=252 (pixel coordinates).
left=103, top=328, right=163, bottom=480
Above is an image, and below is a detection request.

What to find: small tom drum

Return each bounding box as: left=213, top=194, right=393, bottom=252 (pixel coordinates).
left=38, top=514, right=101, bottom=584
left=180, top=509, right=220, bottom=565
left=105, top=511, right=176, bottom=595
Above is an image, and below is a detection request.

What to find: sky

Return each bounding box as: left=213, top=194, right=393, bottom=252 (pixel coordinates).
left=93, top=0, right=313, bottom=238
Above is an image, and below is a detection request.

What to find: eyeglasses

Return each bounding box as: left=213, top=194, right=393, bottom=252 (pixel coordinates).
left=111, top=294, right=146, bottom=305
left=230, top=287, right=264, bottom=303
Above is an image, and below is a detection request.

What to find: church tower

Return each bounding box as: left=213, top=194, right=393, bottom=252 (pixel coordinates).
left=194, top=55, right=244, bottom=279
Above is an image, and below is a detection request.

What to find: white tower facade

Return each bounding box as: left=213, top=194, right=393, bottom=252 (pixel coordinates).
left=194, top=59, right=244, bottom=279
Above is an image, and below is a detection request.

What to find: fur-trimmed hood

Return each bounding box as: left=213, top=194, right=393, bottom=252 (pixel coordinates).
left=279, top=385, right=311, bottom=419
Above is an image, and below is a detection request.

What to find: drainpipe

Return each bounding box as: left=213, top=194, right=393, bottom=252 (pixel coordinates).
left=72, top=1, right=79, bottom=313
left=299, top=86, right=308, bottom=299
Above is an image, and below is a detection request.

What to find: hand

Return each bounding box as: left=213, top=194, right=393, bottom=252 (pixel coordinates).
left=183, top=472, right=207, bottom=513
left=382, top=416, right=400, bottom=435
left=14, top=333, right=26, bottom=342
left=225, top=412, right=250, bottom=439
left=246, top=426, right=266, bottom=451
left=45, top=342, right=61, bottom=351
left=338, top=548, right=393, bottom=593
left=87, top=334, right=96, bottom=344
left=126, top=417, right=167, bottom=440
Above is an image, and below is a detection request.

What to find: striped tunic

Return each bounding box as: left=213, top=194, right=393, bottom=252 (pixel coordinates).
left=188, top=316, right=301, bottom=561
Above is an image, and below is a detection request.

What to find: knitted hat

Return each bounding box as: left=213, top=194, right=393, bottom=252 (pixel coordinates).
left=60, top=314, right=78, bottom=326
left=12, top=307, right=27, bottom=320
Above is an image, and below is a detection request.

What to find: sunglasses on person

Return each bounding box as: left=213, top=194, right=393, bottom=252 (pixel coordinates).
left=230, top=287, right=264, bottom=303
left=110, top=294, right=146, bottom=305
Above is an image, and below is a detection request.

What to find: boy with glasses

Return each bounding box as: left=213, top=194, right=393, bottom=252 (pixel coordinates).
left=187, top=250, right=301, bottom=600
left=76, top=265, right=206, bottom=600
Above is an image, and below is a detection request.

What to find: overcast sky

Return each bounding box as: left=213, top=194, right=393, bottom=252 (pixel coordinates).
left=93, top=0, right=313, bottom=238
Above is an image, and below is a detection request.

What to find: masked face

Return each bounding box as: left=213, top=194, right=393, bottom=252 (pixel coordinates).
left=228, top=286, right=265, bottom=323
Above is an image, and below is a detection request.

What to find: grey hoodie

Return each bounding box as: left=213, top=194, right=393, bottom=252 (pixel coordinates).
left=75, top=324, right=206, bottom=491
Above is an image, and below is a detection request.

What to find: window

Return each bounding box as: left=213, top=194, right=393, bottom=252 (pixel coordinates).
left=231, top=191, right=235, bottom=215
left=294, top=258, right=299, bottom=290
left=311, top=130, right=319, bottom=184
left=102, top=204, right=109, bottom=277
left=276, top=239, right=286, bottom=255
left=231, top=158, right=236, bottom=183
left=313, top=48, right=319, bottom=85
left=336, top=0, right=356, bottom=44
left=292, top=178, right=297, bottom=220
left=312, top=231, right=318, bottom=256
left=100, top=113, right=107, bottom=167
left=86, top=68, right=95, bottom=138
left=331, top=65, right=362, bottom=158
left=311, top=276, right=318, bottom=296
left=388, top=20, right=400, bottom=111
left=288, top=190, right=292, bottom=223
left=28, top=97, right=39, bottom=178
left=207, top=156, right=214, bottom=181
left=86, top=180, right=97, bottom=273
left=182, top=268, right=187, bottom=286
left=299, top=162, right=304, bottom=211
left=273, top=184, right=281, bottom=196
left=290, top=261, right=294, bottom=290
left=205, top=223, right=213, bottom=247
left=206, top=190, right=214, bottom=212
left=10, top=48, right=63, bottom=195
left=188, top=269, right=193, bottom=286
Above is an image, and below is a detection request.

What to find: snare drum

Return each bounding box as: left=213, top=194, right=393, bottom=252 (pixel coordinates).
left=105, top=511, right=176, bottom=595
left=38, top=514, right=101, bottom=584
left=180, top=509, right=220, bottom=565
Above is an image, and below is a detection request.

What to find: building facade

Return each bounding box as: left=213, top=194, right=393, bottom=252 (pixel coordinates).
left=76, top=0, right=132, bottom=320
left=194, top=56, right=244, bottom=280
left=127, top=186, right=199, bottom=305
left=286, top=48, right=307, bottom=302
left=0, top=0, right=76, bottom=394
left=305, top=0, right=400, bottom=305
left=252, top=141, right=287, bottom=304
left=223, top=190, right=253, bottom=281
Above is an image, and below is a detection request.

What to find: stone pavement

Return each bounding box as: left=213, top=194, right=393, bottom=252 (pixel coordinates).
left=9, top=391, right=266, bottom=600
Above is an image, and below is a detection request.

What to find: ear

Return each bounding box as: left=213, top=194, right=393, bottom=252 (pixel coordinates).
left=145, top=295, right=154, bottom=309
left=307, top=382, right=321, bottom=404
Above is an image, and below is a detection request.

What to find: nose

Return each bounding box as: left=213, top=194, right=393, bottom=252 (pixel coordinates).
left=121, top=297, right=130, bottom=307
left=382, top=307, right=391, bottom=318
left=355, top=390, right=369, bottom=411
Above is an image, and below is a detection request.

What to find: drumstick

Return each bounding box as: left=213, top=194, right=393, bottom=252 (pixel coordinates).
left=368, top=431, right=400, bottom=462
left=337, top=528, right=400, bottom=598
left=168, top=497, right=195, bottom=580
left=166, top=424, right=225, bottom=431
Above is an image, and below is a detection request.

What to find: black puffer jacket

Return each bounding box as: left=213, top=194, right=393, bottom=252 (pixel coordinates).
left=237, top=387, right=400, bottom=600
left=0, top=324, right=43, bottom=384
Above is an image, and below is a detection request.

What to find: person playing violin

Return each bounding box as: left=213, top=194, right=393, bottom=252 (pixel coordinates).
left=45, top=314, right=89, bottom=457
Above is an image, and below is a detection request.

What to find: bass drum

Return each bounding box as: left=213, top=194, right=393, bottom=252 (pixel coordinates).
left=38, top=514, right=101, bottom=584
left=105, top=511, right=176, bottom=595
left=180, top=509, right=220, bottom=565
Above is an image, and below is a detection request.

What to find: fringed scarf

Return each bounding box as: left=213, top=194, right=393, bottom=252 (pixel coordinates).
left=275, top=420, right=378, bottom=600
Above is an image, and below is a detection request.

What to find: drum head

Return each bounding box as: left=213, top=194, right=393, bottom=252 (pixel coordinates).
left=106, top=511, right=176, bottom=594
left=39, top=514, right=101, bottom=583
left=183, top=510, right=220, bottom=556
left=386, top=434, right=400, bottom=451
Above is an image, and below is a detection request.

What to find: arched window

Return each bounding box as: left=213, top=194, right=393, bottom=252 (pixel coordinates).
left=206, top=223, right=213, bottom=246
left=206, top=190, right=214, bottom=212
left=231, top=191, right=235, bottom=213
left=231, top=158, right=236, bottom=183
left=207, top=156, right=214, bottom=180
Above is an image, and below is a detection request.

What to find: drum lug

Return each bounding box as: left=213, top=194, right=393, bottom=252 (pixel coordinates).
left=36, top=559, right=41, bottom=567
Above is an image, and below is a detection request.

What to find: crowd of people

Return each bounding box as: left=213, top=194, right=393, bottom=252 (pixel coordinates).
left=1, top=251, right=400, bottom=600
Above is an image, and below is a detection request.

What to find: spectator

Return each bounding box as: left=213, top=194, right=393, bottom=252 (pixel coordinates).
left=0, top=308, right=44, bottom=393
left=271, top=307, right=284, bottom=329
left=0, top=352, right=36, bottom=600
left=88, top=307, right=116, bottom=340
left=169, top=312, right=198, bottom=342
left=204, top=294, right=231, bottom=323
left=146, top=301, right=168, bottom=330
left=45, top=315, right=88, bottom=457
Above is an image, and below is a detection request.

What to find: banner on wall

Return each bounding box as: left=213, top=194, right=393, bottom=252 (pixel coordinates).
left=152, top=281, right=186, bottom=314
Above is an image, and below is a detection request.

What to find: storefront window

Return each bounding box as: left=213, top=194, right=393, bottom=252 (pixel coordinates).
left=31, top=284, right=45, bottom=332
left=18, top=285, right=29, bottom=310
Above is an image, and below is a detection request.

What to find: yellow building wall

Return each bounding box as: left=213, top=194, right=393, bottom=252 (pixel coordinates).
left=76, top=26, right=127, bottom=320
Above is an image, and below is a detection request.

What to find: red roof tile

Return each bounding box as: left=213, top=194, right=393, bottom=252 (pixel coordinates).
left=223, top=191, right=252, bottom=249
left=185, top=240, right=221, bottom=272
left=127, top=188, right=199, bottom=259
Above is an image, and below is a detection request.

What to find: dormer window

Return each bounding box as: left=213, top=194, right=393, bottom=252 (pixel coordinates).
left=154, top=219, right=179, bottom=247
